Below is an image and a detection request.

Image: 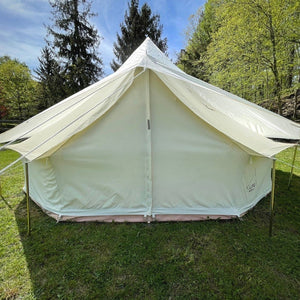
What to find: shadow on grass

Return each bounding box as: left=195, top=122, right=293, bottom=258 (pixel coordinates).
left=1, top=194, right=13, bottom=209
left=14, top=170, right=299, bottom=299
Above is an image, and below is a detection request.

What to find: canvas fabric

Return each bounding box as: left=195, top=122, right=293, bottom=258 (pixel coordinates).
left=0, top=39, right=299, bottom=160
left=25, top=71, right=273, bottom=218
left=0, top=38, right=299, bottom=220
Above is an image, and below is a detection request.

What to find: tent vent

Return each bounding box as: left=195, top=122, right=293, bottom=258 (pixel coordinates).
left=147, top=119, right=151, bottom=130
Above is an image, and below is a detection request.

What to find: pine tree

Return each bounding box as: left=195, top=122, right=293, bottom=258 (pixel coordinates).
left=111, top=0, right=167, bottom=71
left=35, top=46, right=66, bottom=109
left=45, top=0, right=103, bottom=96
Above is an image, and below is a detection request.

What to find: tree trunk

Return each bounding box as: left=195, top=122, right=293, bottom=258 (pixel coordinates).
left=286, top=46, right=295, bottom=89
left=293, top=89, right=299, bottom=119
left=267, top=1, right=282, bottom=115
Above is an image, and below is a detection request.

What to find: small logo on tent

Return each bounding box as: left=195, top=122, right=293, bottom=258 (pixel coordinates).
left=247, top=183, right=256, bottom=192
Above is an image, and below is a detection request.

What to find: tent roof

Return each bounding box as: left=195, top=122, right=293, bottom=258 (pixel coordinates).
left=0, top=38, right=299, bottom=161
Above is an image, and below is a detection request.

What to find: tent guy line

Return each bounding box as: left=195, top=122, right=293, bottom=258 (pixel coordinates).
left=276, top=158, right=299, bottom=170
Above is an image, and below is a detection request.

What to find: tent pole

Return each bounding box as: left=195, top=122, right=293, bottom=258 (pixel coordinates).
left=288, top=144, right=298, bottom=189
left=269, top=159, right=276, bottom=237
left=25, top=162, right=31, bottom=236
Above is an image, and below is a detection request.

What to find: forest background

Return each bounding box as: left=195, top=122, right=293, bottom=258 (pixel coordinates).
left=0, top=0, right=299, bottom=127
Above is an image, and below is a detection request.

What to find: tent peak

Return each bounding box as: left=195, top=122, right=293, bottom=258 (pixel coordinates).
left=117, top=38, right=183, bottom=74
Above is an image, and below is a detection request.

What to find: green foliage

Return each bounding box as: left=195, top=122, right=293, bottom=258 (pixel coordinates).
left=208, top=0, right=299, bottom=113
left=37, top=0, right=103, bottom=102
left=0, top=56, right=38, bottom=120
left=181, top=0, right=300, bottom=114
left=0, top=83, right=7, bottom=119
left=35, top=47, right=67, bottom=110
left=0, top=148, right=299, bottom=299
left=178, top=0, right=219, bottom=81
left=111, top=0, right=167, bottom=71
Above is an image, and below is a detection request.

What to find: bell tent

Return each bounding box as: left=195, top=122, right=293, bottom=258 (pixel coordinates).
left=0, top=38, right=299, bottom=222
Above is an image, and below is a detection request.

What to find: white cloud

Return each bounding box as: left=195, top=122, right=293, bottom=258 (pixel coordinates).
left=0, top=32, right=42, bottom=70
left=0, top=13, right=47, bottom=70
left=0, top=0, right=205, bottom=75
left=0, top=0, right=48, bottom=20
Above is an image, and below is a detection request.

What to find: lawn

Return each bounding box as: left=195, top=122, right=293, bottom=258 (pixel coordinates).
left=0, top=148, right=299, bottom=299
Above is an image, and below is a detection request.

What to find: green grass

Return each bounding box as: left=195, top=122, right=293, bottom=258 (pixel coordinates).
left=0, top=148, right=299, bottom=299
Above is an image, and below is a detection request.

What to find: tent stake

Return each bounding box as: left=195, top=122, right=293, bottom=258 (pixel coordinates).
left=269, top=159, right=276, bottom=237
left=25, top=163, right=31, bottom=236
left=288, top=144, right=298, bottom=189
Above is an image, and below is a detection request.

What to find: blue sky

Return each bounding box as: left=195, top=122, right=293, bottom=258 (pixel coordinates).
left=0, top=0, right=206, bottom=76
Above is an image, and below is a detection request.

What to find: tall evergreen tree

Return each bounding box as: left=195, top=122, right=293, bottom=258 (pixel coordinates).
left=35, top=46, right=66, bottom=109
left=111, top=0, right=167, bottom=71
left=38, top=0, right=103, bottom=100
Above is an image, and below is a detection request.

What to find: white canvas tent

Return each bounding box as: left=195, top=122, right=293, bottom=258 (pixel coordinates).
left=0, top=38, right=299, bottom=222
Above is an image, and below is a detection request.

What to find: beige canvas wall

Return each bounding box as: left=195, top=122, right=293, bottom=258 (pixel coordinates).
left=26, top=71, right=272, bottom=219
